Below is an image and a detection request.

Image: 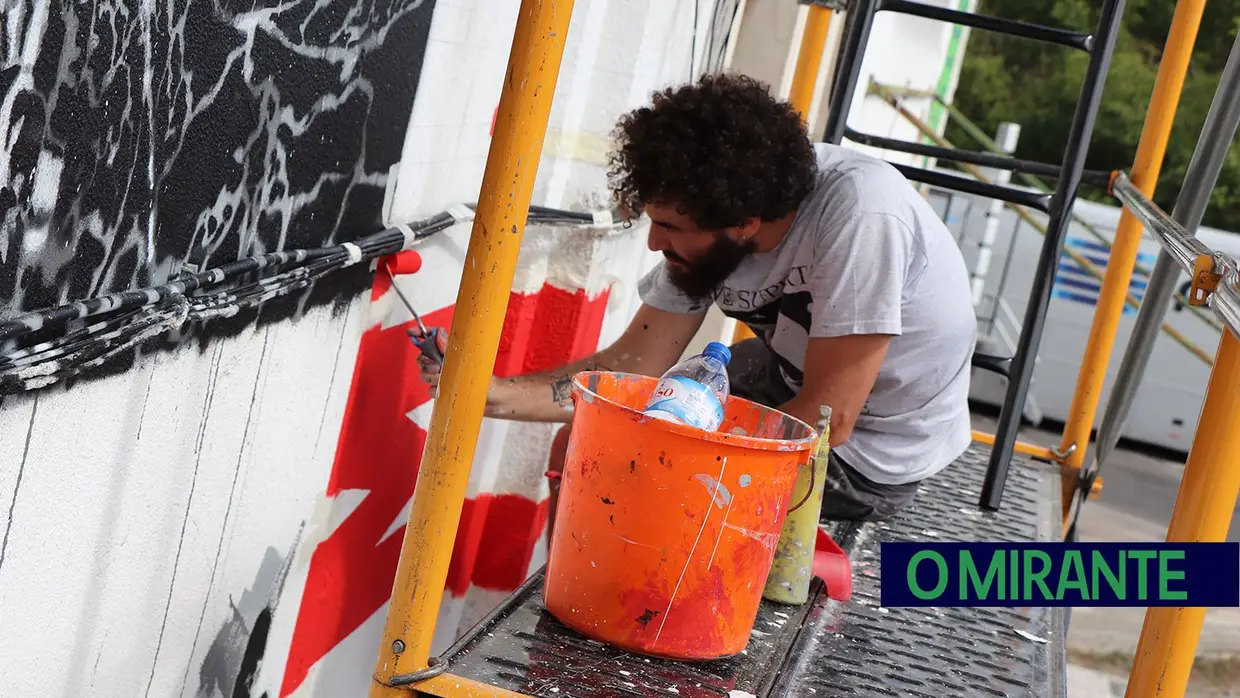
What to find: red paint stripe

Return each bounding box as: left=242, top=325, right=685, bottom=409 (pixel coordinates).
left=495, top=291, right=540, bottom=378
left=470, top=495, right=551, bottom=591
left=445, top=495, right=492, bottom=596
left=522, top=284, right=610, bottom=373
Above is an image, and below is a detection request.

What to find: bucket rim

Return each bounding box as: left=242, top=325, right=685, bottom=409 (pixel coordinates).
left=570, top=371, right=819, bottom=452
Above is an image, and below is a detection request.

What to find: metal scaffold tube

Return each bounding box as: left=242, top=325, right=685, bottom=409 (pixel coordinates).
left=1125, top=331, right=1240, bottom=697
left=1094, top=37, right=1240, bottom=476
left=823, top=0, right=877, bottom=145
left=367, top=1, right=575, bottom=695
left=790, top=4, right=833, bottom=117
left=1056, top=0, right=1207, bottom=492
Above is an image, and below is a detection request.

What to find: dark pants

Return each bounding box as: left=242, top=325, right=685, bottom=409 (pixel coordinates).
left=726, top=338, right=919, bottom=522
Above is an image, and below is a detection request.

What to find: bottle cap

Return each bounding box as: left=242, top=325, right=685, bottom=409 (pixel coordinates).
left=703, top=341, right=732, bottom=365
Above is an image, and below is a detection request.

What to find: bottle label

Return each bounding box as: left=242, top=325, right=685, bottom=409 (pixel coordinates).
left=643, top=376, right=725, bottom=431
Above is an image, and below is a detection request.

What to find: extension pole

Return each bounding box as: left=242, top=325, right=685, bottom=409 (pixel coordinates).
left=1095, top=27, right=1240, bottom=478
left=1057, top=0, right=1205, bottom=489
left=368, top=2, right=574, bottom=695
left=732, top=2, right=833, bottom=345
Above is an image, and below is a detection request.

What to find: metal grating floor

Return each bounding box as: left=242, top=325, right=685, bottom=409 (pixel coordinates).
left=438, top=443, right=1066, bottom=697
left=769, top=444, right=1068, bottom=697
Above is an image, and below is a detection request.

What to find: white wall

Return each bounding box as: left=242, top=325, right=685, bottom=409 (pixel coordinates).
left=0, top=300, right=366, bottom=697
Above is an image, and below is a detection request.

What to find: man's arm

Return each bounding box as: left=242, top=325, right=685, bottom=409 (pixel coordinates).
left=793, top=207, right=917, bottom=445
left=420, top=303, right=707, bottom=424
left=779, top=334, right=891, bottom=447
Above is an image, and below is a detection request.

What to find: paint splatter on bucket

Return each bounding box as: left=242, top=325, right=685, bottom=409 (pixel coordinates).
left=542, top=371, right=817, bottom=660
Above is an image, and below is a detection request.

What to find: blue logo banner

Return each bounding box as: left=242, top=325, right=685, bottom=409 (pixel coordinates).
left=880, top=542, right=1240, bottom=607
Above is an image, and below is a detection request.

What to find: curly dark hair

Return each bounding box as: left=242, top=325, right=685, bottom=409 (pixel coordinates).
left=608, top=73, right=819, bottom=230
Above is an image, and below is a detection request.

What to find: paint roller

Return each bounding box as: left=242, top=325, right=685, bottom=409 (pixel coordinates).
left=381, top=251, right=445, bottom=365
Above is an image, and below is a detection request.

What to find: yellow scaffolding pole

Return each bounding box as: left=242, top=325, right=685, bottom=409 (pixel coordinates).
left=969, top=430, right=1057, bottom=462
left=367, top=1, right=575, bottom=695
left=1125, top=330, right=1240, bottom=697
left=1058, top=0, right=1207, bottom=472
left=732, top=3, right=833, bottom=344
left=789, top=5, right=833, bottom=121
left=419, top=673, right=535, bottom=698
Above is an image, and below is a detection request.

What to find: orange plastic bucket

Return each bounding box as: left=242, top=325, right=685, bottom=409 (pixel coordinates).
left=542, top=371, right=817, bottom=660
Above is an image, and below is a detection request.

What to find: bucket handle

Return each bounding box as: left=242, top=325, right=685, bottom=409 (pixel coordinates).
left=786, top=456, right=818, bottom=513
left=788, top=405, right=832, bottom=513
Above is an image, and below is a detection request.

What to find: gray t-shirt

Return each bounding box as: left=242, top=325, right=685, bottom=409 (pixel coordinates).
left=638, top=143, right=976, bottom=485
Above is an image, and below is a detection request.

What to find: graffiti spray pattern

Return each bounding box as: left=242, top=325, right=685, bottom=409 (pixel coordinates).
left=0, top=0, right=436, bottom=346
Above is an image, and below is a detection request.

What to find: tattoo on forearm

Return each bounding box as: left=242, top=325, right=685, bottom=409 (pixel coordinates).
left=551, top=375, right=573, bottom=407
left=549, top=362, right=612, bottom=409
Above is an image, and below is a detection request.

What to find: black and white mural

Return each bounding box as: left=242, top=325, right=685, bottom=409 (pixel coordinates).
left=1, top=0, right=437, bottom=333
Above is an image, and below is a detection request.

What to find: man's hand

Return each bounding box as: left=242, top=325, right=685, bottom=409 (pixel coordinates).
left=412, top=326, right=453, bottom=398
left=412, top=303, right=705, bottom=424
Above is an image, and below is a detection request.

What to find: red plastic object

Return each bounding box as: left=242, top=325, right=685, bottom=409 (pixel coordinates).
left=382, top=250, right=423, bottom=275
left=812, top=529, right=853, bottom=601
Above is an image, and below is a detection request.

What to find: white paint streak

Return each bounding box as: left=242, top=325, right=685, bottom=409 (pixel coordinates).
left=654, top=456, right=726, bottom=644
left=723, top=523, right=779, bottom=551
left=615, top=534, right=659, bottom=550
left=692, top=472, right=733, bottom=508
left=706, top=498, right=732, bottom=568
left=543, top=0, right=610, bottom=209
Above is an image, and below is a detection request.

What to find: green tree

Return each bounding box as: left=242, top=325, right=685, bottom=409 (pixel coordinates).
left=946, top=0, right=1240, bottom=229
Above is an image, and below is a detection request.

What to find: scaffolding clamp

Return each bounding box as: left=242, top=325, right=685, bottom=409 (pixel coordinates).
left=1110, top=170, right=1229, bottom=310
left=1049, top=442, right=1077, bottom=462
left=1070, top=466, right=1104, bottom=499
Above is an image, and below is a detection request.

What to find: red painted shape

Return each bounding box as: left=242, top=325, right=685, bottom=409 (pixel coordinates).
left=280, top=303, right=454, bottom=697
left=282, top=276, right=615, bottom=693
left=522, top=284, right=611, bottom=373
left=471, top=495, right=551, bottom=591
left=495, top=291, right=540, bottom=378
left=813, top=529, right=853, bottom=601
left=445, top=494, right=493, bottom=596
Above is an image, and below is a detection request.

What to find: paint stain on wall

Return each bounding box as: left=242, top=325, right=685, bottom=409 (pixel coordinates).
left=193, top=534, right=298, bottom=698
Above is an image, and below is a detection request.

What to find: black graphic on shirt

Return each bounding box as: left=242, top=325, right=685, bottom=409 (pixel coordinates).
left=714, top=269, right=815, bottom=389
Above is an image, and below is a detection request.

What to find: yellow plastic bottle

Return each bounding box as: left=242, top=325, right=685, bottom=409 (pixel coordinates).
left=762, top=405, right=831, bottom=605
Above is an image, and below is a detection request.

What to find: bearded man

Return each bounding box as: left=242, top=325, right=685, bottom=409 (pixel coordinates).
left=418, top=73, right=977, bottom=523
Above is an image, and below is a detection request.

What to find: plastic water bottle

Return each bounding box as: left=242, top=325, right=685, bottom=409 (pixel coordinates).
left=642, top=341, right=732, bottom=431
